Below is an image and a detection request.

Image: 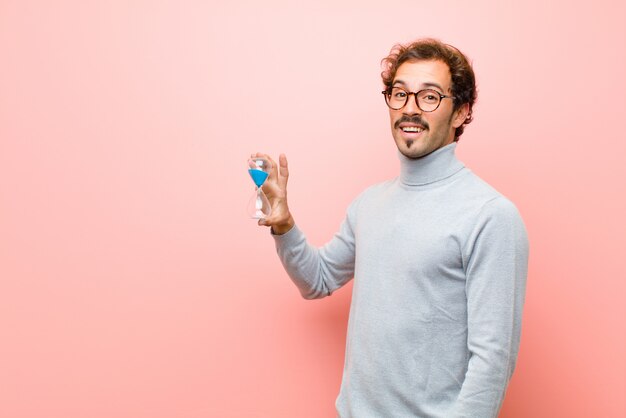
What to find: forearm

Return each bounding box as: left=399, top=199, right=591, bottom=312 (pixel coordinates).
left=273, top=220, right=356, bottom=300
left=273, top=225, right=328, bottom=299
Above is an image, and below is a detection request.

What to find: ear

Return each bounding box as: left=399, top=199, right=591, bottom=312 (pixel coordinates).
left=452, top=103, right=470, bottom=129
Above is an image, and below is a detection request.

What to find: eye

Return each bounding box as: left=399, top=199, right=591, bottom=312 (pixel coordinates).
left=419, top=91, right=440, bottom=103
left=389, top=87, right=407, bottom=98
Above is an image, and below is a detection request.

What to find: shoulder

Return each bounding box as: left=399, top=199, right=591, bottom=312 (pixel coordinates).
left=479, top=195, right=525, bottom=227
left=457, top=170, right=521, bottom=213
left=470, top=194, right=528, bottom=257
left=350, top=178, right=396, bottom=204
left=450, top=169, right=527, bottom=234
left=455, top=169, right=502, bottom=200
left=344, top=178, right=396, bottom=219
left=461, top=193, right=529, bottom=264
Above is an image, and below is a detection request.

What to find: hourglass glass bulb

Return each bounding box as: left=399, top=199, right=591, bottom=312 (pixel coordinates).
left=247, top=189, right=271, bottom=219
left=247, top=157, right=272, bottom=219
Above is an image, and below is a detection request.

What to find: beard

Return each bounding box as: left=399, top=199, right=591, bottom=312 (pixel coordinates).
left=393, top=112, right=456, bottom=159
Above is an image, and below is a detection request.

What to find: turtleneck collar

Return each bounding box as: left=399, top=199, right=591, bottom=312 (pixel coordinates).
left=398, top=143, right=465, bottom=186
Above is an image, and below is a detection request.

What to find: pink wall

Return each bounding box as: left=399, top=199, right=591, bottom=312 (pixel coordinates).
left=1, top=1, right=625, bottom=417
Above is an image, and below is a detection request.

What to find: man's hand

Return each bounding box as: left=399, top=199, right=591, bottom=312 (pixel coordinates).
left=251, top=152, right=295, bottom=235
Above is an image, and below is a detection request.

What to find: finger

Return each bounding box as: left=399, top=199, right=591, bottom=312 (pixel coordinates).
left=257, top=216, right=275, bottom=227
left=278, top=153, right=289, bottom=187
left=264, top=155, right=279, bottom=182
left=250, top=152, right=272, bottom=164
left=250, top=153, right=278, bottom=182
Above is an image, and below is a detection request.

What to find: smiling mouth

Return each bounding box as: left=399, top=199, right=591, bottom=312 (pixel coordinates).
left=401, top=126, right=425, bottom=133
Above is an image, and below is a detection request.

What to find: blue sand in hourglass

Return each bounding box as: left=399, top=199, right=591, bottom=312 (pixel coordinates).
left=248, top=169, right=269, bottom=188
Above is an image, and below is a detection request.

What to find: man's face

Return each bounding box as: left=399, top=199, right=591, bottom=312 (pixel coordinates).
left=388, top=59, right=467, bottom=159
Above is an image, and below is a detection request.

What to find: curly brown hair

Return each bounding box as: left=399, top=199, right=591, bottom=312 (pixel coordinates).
left=381, top=38, right=477, bottom=140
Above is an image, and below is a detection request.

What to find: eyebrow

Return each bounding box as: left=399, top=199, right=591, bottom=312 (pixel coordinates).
left=392, top=79, right=446, bottom=92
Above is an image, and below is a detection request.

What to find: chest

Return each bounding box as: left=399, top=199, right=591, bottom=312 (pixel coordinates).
left=353, top=187, right=472, bottom=281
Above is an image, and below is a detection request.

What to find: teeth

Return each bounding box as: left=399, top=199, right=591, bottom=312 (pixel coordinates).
left=402, top=127, right=424, bottom=133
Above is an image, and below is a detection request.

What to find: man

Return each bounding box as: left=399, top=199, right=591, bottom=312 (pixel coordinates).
left=254, top=38, right=529, bottom=418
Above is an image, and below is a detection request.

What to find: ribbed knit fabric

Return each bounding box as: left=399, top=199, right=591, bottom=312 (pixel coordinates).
left=272, top=143, right=529, bottom=418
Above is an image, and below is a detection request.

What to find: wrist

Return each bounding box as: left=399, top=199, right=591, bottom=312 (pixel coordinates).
left=271, top=215, right=295, bottom=235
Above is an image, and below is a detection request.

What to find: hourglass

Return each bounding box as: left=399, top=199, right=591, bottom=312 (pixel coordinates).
left=247, top=157, right=272, bottom=219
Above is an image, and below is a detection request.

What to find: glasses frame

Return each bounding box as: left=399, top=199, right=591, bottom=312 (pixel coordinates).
left=382, top=87, right=454, bottom=112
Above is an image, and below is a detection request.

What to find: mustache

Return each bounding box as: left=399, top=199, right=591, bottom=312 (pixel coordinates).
left=394, top=115, right=429, bottom=130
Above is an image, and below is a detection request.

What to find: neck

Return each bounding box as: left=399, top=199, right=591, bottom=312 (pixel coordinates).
left=398, top=143, right=464, bottom=186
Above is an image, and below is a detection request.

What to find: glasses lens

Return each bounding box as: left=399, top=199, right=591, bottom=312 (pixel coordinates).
left=417, top=90, right=441, bottom=112
left=386, top=87, right=408, bottom=110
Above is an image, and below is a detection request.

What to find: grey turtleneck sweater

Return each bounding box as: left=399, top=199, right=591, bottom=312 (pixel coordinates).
left=272, top=143, right=529, bottom=418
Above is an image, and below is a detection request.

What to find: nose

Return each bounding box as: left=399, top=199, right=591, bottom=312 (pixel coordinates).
left=403, top=92, right=422, bottom=115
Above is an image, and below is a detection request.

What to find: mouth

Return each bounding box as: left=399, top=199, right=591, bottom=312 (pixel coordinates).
left=400, top=126, right=425, bottom=133
left=397, top=123, right=427, bottom=140
left=395, top=116, right=428, bottom=135
left=395, top=117, right=428, bottom=144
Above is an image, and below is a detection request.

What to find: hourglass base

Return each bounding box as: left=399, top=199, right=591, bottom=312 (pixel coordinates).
left=247, top=191, right=271, bottom=219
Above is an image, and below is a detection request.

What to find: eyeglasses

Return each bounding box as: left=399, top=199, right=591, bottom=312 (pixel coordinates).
left=382, top=87, right=454, bottom=112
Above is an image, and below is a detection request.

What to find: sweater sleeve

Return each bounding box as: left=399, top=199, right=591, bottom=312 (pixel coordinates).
left=271, top=200, right=358, bottom=300
left=451, top=197, right=529, bottom=418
